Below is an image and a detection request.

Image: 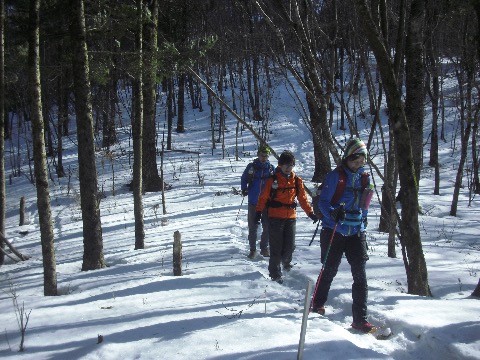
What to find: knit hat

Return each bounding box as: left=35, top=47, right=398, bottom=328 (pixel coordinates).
left=343, top=138, right=367, bottom=160
left=258, top=145, right=271, bottom=155
left=278, top=150, right=295, bottom=166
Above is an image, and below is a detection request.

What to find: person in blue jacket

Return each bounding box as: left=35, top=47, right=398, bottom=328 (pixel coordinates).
left=311, top=138, right=375, bottom=333
left=241, top=145, right=274, bottom=259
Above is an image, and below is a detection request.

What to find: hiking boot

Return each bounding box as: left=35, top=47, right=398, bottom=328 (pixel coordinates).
left=260, top=248, right=270, bottom=257
left=283, top=262, right=293, bottom=271
left=311, top=305, right=325, bottom=315
left=247, top=250, right=256, bottom=259
left=351, top=321, right=376, bottom=333
left=271, top=275, right=283, bottom=284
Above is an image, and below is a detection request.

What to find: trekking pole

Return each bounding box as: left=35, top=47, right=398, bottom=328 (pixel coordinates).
left=235, top=196, right=245, bottom=221
left=309, top=222, right=338, bottom=313
left=308, top=222, right=320, bottom=246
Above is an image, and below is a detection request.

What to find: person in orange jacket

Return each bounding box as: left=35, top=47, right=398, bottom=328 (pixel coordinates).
left=255, top=150, right=317, bottom=283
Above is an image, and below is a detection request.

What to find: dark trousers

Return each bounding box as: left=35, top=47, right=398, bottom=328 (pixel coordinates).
left=312, top=227, right=369, bottom=323
left=247, top=204, right=269, bottom=251
left=268, top=217, right=296, bottom=278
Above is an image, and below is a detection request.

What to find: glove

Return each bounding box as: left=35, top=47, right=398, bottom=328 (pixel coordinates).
left=242, top=189, right=249, bottom=196
left=255, top=211, right=262, bottom=224
left=308, top=212, right=318, bottom=223
left=330, top=205, right=346, bottom=223
left=362, top=217, right=368, bottom=229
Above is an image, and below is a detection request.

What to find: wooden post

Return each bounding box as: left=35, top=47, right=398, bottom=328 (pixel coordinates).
left=173, top=231, right=182, bottom=276
left=19, top=197, right=25, bottom=226
left=297, top=280, right=313, bottom=360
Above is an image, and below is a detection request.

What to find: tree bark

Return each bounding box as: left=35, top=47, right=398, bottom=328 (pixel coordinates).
left=253, top=0, right=337, bottom=181
left=352, top=0, right=431, bottom=296
left=0, top=0, right=5, bottom=265
left=142, top=0, right=162, bottom=192
left=405, top=0, right=426, bottom=183
left=167, top=78, right=174, bottom=150
left=426, top=33, right=440, bottom=195
left=133, top=0, right=145, bottom=250
left=450, top=70, right=473, bottom=216
left=472, top=278, right=480, bottom=297
left=29, top=0, right=57, bottom=295
left=56, top=43, right=68, bottom=178
left=176, top=73, right=185, bottom=133
left=70, top=0, right=105, bottom=271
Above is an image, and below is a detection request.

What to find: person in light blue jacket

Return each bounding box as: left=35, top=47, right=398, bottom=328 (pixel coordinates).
left=311, top=138, right=375, bottom=333
left=241, top=145, right=274, bottom=259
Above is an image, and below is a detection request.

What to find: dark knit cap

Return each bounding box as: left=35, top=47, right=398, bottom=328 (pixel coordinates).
left=343, top=138, right=367, bottom=160
left=278, top=150, right=295, bottom=166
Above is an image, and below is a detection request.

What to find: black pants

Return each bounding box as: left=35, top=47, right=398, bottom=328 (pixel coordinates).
left=268, top=217, right=296, bottom=278
left=247, top=204, right=269, bottom=251
left=312, top=227, right=369, bottom=323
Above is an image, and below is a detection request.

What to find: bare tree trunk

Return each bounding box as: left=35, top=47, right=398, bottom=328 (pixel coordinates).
left=133, top=0, right=145, bottom=250
left=353, top=0, right=431, bottom=297
left=217, top=65, right=226, bottom=156
left=472, top=117, right=480, bottom=196
left=167, top=78, right=173, bottom=150
left=205, top=64, right=216, bottom=152
left=472, top=278, right=480, bottom=297
left=56, top=56, right=67, bottom=178
left=305, top=91, right=331, bottom=182
left=0, top=0, right=5, bottom=265
left=101, top=38, right=118, bottom=149
left=472, top=2, right=480, bottom=196
left=450, top=69, right=473, bottom=216
left=41, top=97, right=54, bottom=158
left=253, top=0, right=338, bottom=182
left=426, top=34, right=440, bottom=195
left=405, top=0, right=426, bottom=183
left=252, top=56, right=261, bottom=121
left=142, top=0, right=162, bottom=192
left=29, top=0, right=57, bottom=295
left=176, top=73, right=185, bottom=133
left=187, top=73, right=197, bottom=109
left=70, top=0, right=105, bottom=271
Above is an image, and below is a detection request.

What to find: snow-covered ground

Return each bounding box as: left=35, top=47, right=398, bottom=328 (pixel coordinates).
left=0, top=75, right=479, bottom=359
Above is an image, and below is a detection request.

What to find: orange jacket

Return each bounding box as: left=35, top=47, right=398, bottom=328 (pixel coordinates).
left=256, top=168, right=313, bottom=219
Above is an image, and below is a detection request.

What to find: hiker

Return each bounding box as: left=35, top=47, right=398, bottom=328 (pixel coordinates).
left=310, top=138, right=375, bottom=333
left=255, top=150, right=317, bottom=284
left=241, top=145, right=275, bottom=259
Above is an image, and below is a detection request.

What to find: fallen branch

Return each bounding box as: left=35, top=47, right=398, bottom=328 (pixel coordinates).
left=0, top=232, right=30, bottom=261
left=0, top=247, right=19, bottom=262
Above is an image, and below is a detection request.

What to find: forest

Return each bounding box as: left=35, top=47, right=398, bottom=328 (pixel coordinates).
left=0, top=0, right=479, bottom=299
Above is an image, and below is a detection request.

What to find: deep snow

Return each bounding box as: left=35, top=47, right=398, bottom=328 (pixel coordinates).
left=0, top=74, right=479, bottom=360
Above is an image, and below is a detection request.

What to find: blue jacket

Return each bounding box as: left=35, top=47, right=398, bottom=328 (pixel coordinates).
left=318, top=164, right=370, bottom=236
left=241, top=159, right=274, bottom=205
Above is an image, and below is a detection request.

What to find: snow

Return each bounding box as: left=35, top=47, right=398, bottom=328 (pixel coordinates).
left=1, top=74, right=479, bottom=360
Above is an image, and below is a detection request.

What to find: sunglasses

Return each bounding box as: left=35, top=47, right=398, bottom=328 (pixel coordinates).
left=348, top=157, right=366, bottom=167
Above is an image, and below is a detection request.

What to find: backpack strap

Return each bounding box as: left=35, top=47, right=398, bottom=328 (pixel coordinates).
left=331, top=166, right=347, bottom=204
left=250, top=162, right=275, bottom=186
left=246, top=162, right=256, bottom=186
left=268, top=174, right=299, bottom=209
left=331, top=166, right=369, bottom=204
left=361, top=172, right=370, bottom=189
